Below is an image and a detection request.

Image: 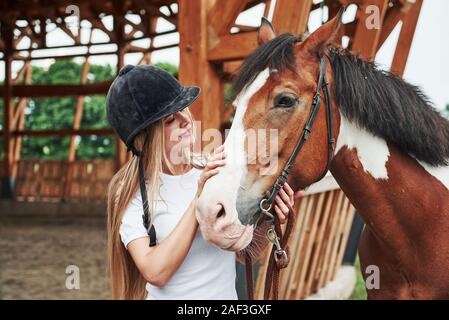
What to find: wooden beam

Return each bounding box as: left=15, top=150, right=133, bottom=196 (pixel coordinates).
left=263, top=0, right=272, bottom=17
left=138, top=16, right=158, bottom=65
left=208, top=31, right=258, bottom=62
left=7, top=29, right=177, bottom=53
left=179, top=0, right=224, bottom=146
left=114, top=1, right=128, bottom=169
left=13, top=32, right=26, bottom=48
left=271, top=0, right=312, bottom=35
left=8, top=43, right=178, bottom=61
left=0, top=81, right=113, bottom=98
left=64, top=55, right=91, bottom=200
left=376, top=2, right=405, bottom=51
left=390, top=0, right=423, bottom=77
left=1, top=128, right=115, bottom=137
left=68, top=61, right=90, bottom=160
left=223, top=60, right=242, bottom=76
left=12, top=63, right=31, bottom=126
left=12, top=62, right=29, bottom=85
left=351, top=0, right=389, bottom=60
left=208, top=0, right=249, bottom=36
left=124, top=16, right=147, bottom=39
left=11, top=63, right=32, bottom=179
left=86, top=5, right=117, bottom=41
left=54, top=20, right=79, bottom=44
left=1, top=18, right=14, bottom=198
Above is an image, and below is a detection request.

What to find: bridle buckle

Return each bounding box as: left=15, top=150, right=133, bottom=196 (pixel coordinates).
left=259, top=198, right=274, bottom=219
left=274, top=249, right=288, bottom=263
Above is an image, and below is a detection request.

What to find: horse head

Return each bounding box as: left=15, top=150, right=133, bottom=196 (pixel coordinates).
left=196, top=10, right=343, bottom=252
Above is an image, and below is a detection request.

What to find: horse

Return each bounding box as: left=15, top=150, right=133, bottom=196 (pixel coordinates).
left=196, top=10, right=449, bottom=299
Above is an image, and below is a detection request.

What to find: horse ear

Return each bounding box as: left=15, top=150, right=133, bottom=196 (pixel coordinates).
left=258, top=17, right=276, bottom=45
left=300, top=7, right=344, bottom=55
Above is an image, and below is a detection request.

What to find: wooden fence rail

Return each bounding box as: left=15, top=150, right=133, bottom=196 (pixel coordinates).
left=2, top=159, right=116, bottom=202
left=1, top=159, right=356, bottom=299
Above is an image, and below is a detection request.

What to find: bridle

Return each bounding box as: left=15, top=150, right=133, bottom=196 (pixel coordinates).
left=245, top=55, right=335, bottom=300
left=261, top=56, right=335, bottom=218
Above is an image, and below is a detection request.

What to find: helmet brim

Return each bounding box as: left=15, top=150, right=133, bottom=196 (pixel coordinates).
left=125, top=85, right=201, bottom=148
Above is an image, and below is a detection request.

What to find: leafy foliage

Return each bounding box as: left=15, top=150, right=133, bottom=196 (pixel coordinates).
left=0, top=60, right=178, bottom=160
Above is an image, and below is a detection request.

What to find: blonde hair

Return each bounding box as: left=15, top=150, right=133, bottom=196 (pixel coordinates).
left=106, top=107, right=205, bottom=299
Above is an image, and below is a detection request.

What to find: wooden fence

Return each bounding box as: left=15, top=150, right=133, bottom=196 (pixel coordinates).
left=5, top=159, right=116, bottom=202
left=2, top=159, right=356, bottom=299
left=254, top=176, right=356, bottom=299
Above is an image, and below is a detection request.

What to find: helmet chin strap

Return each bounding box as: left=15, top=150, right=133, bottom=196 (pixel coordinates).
left=128, top=134, right=157, bottom=247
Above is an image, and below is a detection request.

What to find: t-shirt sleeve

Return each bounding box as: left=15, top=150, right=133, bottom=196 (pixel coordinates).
left=119, top=194, right=149, bottom=249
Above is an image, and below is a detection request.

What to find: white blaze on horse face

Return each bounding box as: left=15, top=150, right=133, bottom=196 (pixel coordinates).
left=196, top=69, right=270, bottom=229
left=335, top=114, right=390, bottom=179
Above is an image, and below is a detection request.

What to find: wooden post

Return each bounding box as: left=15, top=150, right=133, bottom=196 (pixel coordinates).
left=11, top=62, right=32, bottom=179
left=138, top=16, right=157, bottom=65
left=271, top=0, right=312, bottom=35
left=351, top=0, right=389, bottom=60
left=114, top=2, right=128, bottom=169
left=1, top=19, right=15, bottom=198
left=390, top=0, right=423, bottom=77
left=63, top=56, right=90, bottom=201
left=179, top=0, right=224, bottom=151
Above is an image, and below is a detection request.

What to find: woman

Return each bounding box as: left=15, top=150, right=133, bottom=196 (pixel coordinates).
left=105, top=64, right=297, bottom=300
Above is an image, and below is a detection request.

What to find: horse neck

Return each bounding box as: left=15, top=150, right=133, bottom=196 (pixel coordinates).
left=328, top=113, right=449, bottom=251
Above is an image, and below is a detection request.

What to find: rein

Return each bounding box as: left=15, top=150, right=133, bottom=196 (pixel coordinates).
left=245, top=56, right=335, bottom=300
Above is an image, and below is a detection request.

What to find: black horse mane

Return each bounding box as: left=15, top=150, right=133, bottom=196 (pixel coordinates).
left=233, top=34, right=449, bottom=166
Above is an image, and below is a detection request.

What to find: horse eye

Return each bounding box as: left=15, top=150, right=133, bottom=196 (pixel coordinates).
left=274, top=94, right=297, bottom=108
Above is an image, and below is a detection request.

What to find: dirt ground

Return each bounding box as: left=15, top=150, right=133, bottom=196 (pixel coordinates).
left=0, top=214, right=110, bottom=299
left=0, top=212, right=363, bottom=300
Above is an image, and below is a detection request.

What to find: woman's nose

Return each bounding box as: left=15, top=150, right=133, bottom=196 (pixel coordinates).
left=177, top=111, right=190, bottom=126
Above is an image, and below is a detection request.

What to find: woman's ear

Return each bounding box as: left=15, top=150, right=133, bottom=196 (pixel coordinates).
left=258, top=17, right=276, bottom=45
left=300, top=7, right=344, bottom=56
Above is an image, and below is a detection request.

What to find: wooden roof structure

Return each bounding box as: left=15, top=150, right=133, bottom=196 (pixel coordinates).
left=0, top=0, right=423, bottom=198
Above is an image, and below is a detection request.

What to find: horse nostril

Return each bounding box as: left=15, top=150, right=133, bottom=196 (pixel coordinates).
left=217, top=206, right=225, bottom=219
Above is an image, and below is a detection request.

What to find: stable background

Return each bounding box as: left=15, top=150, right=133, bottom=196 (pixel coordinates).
left=0, top=0, right=447, bottom=300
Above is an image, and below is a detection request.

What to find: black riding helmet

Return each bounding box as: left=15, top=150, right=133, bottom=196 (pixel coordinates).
left=106, top=64, right=201, bottom=246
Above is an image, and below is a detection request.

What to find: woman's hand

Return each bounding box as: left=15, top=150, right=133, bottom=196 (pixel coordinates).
left=274, top=183, right=304, bottom=224
left=195, top=145, right=226, bottom=198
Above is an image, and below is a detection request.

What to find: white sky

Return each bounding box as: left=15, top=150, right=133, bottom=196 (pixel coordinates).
left=1, top=0, right=448, bottom=110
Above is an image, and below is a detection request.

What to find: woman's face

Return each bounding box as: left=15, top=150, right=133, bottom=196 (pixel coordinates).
left=162, top=109, right=193, bottom=161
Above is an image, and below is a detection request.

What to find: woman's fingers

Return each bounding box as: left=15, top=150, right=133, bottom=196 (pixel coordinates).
left=275, top=194, right=289, bottom=215
left=197, top=146, right=227, bottom=197
left=274, top=204, right=287, bottom=224
left=215, top=145, right=224, bottom=153
left=283, top=183, right=295, bottom=204
left=205, top=159, right=226, bottom=170
left=198, top=169, right=219, bottom=188
left=203, top=168, right=219, bottom=180
left=279, top=188, right=293, bottom=207
left=211, top=145, right=225, bottom=157
left=208, top=151, right=226, bottom=162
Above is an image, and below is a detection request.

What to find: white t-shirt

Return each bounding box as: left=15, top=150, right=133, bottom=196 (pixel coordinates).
left=119, top=167, right=238, bottom=300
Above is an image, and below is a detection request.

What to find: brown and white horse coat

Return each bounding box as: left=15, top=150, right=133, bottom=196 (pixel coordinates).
left=196, top=12, right=449, bottom=299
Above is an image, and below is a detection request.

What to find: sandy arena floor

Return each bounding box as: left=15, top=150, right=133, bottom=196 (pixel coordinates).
left=0, top=214, right=110, bottom=299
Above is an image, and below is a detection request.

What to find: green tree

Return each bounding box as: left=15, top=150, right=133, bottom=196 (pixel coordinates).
left=0, top=60, right=178, bottom=160
left=20, top=60, right=114, bottom=159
